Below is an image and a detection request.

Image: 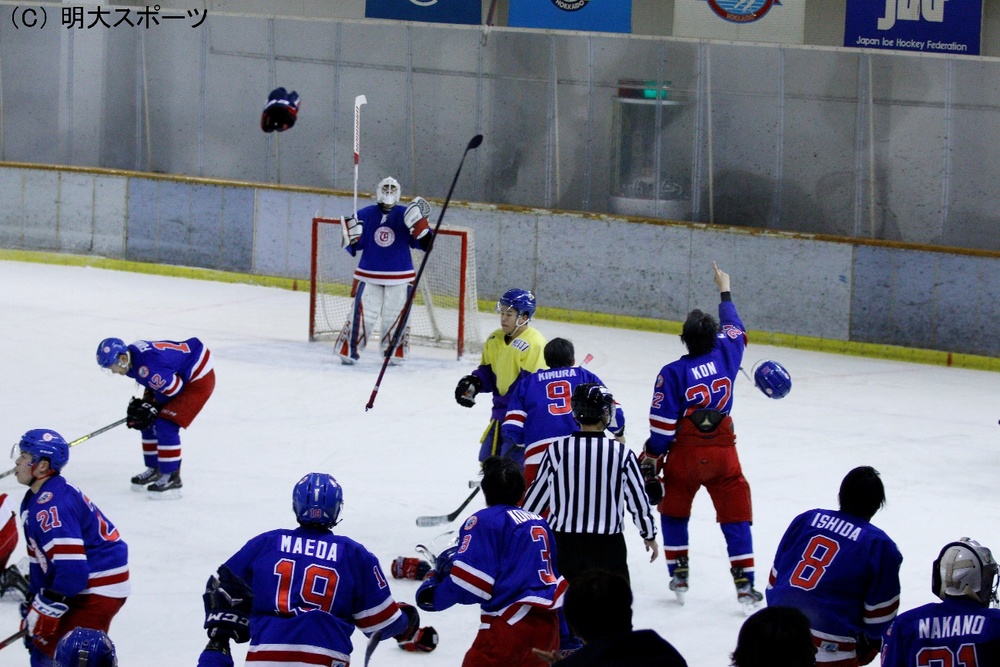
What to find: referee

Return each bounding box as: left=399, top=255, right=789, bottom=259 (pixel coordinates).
left=522, top=383, right=659, bottom=583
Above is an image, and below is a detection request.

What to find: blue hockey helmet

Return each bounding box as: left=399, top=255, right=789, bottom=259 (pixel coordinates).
left=753, top=360, right=792, bottom=399
left=293, top=472, right=344, bottom=528
left=17, top=429, right=70, bottom=472
left=96, top=338, right=128, bottom=369
left=496, top=288, right=537, bottom=320
left=55, top=627, right=118, bottom=667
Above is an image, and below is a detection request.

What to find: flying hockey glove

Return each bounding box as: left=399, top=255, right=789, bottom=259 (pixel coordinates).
left=203, top=566, right=254, bottom=644
left=391, top=556, right=432, bottom=581
left=126, top=397, right=160, bottom=430
left=260, top=87, right=300, bottom=133
left=394, top=602, right=438, bottom=652
left=455, top=375, right=482, bottom=408
left=24, top=589, right=68, bottom=642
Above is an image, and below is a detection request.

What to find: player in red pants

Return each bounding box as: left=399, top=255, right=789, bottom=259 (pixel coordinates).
left=0, top=492, right=30, bottom=600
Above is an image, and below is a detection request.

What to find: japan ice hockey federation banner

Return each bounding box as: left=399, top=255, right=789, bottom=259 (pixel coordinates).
left=508, top=0, right=632, bottom=34
left=365, top=0, right=480, bottom=25
left=844, top=0, right=983, bottom=55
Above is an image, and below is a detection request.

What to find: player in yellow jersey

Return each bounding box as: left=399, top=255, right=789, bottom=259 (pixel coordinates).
left=455, top=289, right=547, bottom=462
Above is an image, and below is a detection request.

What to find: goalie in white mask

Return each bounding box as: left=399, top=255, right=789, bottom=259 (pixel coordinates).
left=336, top=177, right=432, bottom=364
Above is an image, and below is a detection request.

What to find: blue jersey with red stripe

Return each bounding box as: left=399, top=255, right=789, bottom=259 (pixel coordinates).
left=20, top=475, right=130, bottom=599
left=417, top=504, right=567, bottom=619
left=766, top=508, right=902, bottom=645
left=347, top=203, right=424, bottom=285
left=222, top=525, right=407, bottom=664
left=881, top=597, right=1000, bottom=667
left=647, top=300, right=746, bottom=456
left=501, top=366, right=625, bottom=452
left=125, top=338, right=212, bottom=401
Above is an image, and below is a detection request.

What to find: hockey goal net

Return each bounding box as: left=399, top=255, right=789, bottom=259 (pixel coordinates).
left=309, top=217, right=483, bottom=358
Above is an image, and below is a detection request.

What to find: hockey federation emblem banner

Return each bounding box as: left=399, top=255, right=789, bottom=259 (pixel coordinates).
left=508, top=0, right=632, bottom=34
left=844, top=0, right=983, bottom=55
left=364, top=0, right=480, bottom=25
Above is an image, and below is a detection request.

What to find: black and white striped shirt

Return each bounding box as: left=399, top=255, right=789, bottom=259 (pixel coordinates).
left=521, top=432, right=657, bottom=541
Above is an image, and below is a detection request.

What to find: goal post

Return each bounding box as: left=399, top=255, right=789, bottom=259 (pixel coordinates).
left=309, top=217, right=483, bottom=359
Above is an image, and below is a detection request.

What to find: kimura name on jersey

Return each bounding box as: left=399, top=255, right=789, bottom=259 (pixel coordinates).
left=810, top=513, right=862, bottom=541
left=918, top=614, right=988, bottom=639
left=280, top=535, right=338, bottom=560
left=537, top=368, right=578, bottom=381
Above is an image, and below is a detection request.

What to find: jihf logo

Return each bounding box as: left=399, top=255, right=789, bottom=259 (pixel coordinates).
left=878, top=0, right=946, bottom=30
left=707, top=0, right=779, bottom=23
left=552, top=0, right=589, bottom=9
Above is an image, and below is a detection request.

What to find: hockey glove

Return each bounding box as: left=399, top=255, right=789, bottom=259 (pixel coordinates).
left=24, top=589, right=68, bottom=642
left=638, top=448, right=664, bottom=505
left=391, top=556, right=432, bottom=581
left=203, top=565, right=254, bottom=644
left=197, top=639, right=236, bottom=667
left=856, top=634, right=881, bottom=666
left=260, top=87, right=300, bottom=133
left=404, top=197, right=432, bottom=240
left=340, top=215, right=363, bottom=248
left=127, top=397, right=160, bottom=430
left=455, top=375, right=481, bottom=408
left=415, top=546, right=459, bottom=611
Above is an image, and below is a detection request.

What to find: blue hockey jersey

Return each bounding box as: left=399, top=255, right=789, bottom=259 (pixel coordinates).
left=20, top=475, right=130, bottom=599
left=766, top=508, right=902, bottom=655
left=417, top=504, right=567, bottom=622
left=347, top=203, right=424, bottom=285
left=125, top=338, right=213, bottom=401
left=501, top=366, right=625, bottom=454
left=647, top=300, right=746, bottom=456
left=222, top=525, right=407, bottom=665
left=881, top=597, right=1000, bottom=666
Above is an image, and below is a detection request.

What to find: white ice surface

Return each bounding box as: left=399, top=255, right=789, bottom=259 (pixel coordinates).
left=0, top=260, right=997, bottom=665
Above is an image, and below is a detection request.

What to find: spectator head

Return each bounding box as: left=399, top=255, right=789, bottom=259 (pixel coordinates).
left=731, top=605, right=816, bottom=667
left=838, top=466, right=886, bottom=521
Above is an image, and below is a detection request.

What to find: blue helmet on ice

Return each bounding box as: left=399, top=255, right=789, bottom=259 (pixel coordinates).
left=496, top=289, right=537, bottom=320
left=293, top=472, right=344, bottom=528
left=55, top=627, right=118, bottom=666
left=753, top=360, right=792, bottom=399
left=96, top=338, right=127, bottom=369
left=18, top=429, right=70, bottom=472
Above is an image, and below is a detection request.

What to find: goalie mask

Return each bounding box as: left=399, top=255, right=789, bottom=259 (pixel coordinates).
left=933, top=538, right=999, bottom=607
left=377, top=177, right=401, bottom=210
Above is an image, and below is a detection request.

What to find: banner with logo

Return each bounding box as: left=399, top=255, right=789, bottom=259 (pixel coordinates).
left=364, top=0, right=480, bottom=26
left=673, top=0, right=805, bottom=45
left=508, top=0, right=631, bottom=34
left=844, top=0, right=983, bottom=55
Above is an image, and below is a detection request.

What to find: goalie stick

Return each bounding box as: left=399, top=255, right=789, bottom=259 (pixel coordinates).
left=366, top=134, right=484, bottom=411
left=343, top=94, right=367, bottom=248
left=0, top=418, right=127, bottom=480
left=415, top=485, right=481, bottom=527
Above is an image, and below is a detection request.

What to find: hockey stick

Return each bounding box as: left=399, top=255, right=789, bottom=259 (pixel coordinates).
left=343, top=94, right=367, bottom=248
left=0, top=628, right=27, bottom=650
left=363, top=629, right=382, bottom=667
left=0, top=418, right=128, bottom=480
left=365, top=134, right=484, bottom=411
left=415, top=486, right=481, bottom=527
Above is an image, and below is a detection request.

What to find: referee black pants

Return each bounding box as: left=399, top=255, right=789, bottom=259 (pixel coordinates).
left=553, top=531, right=630, bottom=584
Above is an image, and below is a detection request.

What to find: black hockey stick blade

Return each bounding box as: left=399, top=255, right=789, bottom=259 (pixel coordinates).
left=415, top=486, right=481, bottom=527
left=365, top=134, right=483, bottom=411
left=363, top=629, right=382, bottom=667
left=0, top=628, right=28, bottom=651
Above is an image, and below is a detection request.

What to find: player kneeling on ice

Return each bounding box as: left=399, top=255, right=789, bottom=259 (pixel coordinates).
left=336, top=176, right=433, bottom=365
left=96, top=336, right=215, bottom=498
left=416, top=456, right=568, bottom=666
left=13, top=429, right=129, bottom=664
left=196, top=472, right=436, bottom=667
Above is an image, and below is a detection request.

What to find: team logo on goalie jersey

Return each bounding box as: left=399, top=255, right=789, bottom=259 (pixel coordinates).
left=375, top=226, right=396, bottom=248
left=707, top=0, right=779, bottom=24
left=551, top=0, right=588, bottom=10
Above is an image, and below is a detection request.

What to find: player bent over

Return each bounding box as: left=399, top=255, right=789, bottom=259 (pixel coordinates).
left=13, top=429, right=129, bottom=664
left=644, top=262, right=762, bottom=608
left=96, top=337, right=215, bottom=497
left=882, top=537, right=1000, bottom=665
left=455, top=289, right=547, bottom=462
left=416, top=456, right=567, bottom=666
left=336, top=176, right=433, bottom=365
left=196, top=472, right=436, bottom=667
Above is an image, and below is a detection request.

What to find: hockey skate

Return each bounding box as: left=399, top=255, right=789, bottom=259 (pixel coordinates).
left=668, top=555, right=689, bottom=605
left=731, top=566, right=763, bottom=614
left=147, top=471, right=183, bottom=499
left=131, top=467, right=162, bottom=492
left=0, top=562, right=30, bottom=601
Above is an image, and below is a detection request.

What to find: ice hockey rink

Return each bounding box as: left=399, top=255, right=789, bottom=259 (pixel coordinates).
left=0, top=259, right=996, bottom=666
